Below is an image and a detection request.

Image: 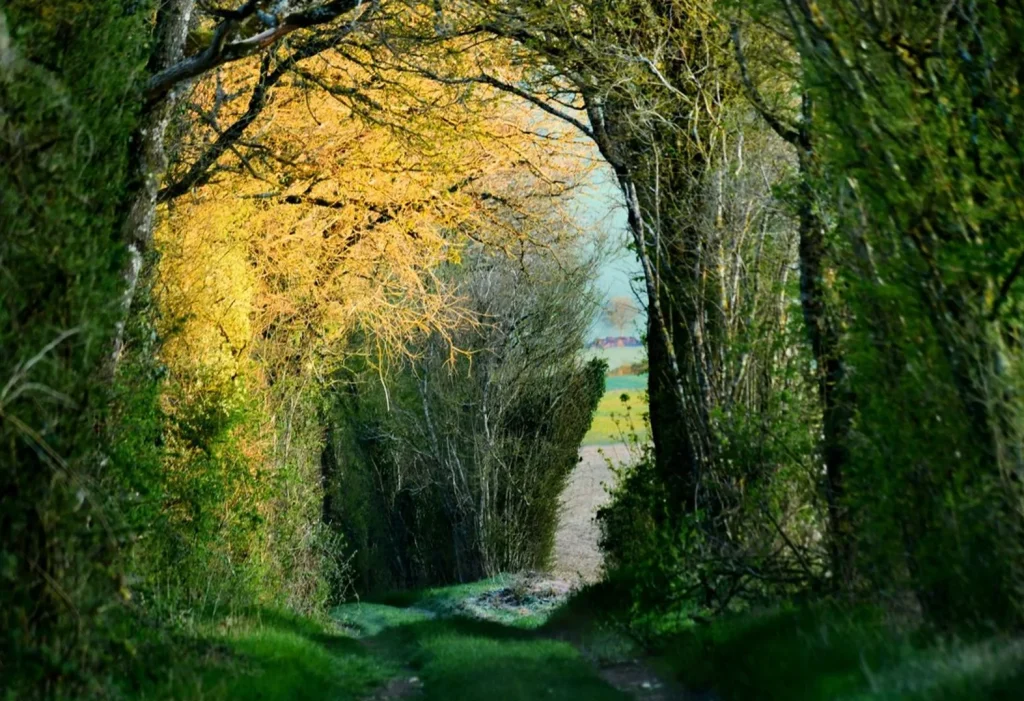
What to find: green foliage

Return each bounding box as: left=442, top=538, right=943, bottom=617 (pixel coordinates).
left=0, top=0, right=347, bottom=672
left=120, top=608, right=391, bottom=700
left=104, top=268, right=347, bottom=623
left=599, top=301, right=824, bottom=612
left=0, top=0, right=153, bottom=692
left=601, top=0, right=1024, bottom=638
left=649, top=604, right=1024, bottom=701
left=782, top=0, right=1024, bottom=626
left=596, top=448, right=669, bottom=599
left=551, top=583, right=1024, bottom=701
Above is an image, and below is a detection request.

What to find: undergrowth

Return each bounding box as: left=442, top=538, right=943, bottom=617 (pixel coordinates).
left=554, top=582, right=1024, bottom=701
left=119, top=608, right=390, bottom=700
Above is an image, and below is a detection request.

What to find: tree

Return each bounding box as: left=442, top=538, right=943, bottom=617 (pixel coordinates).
left=159, top=25, right=588, bottom=376
left=118, top=0, right=379, bottom=365
left=730, top=17, right=855, bottom=586
left=603, top=296, right=640, bottom=335
left=773, top=0, right=1024, bottom=625
left=322, top=231, right=604, bottom=589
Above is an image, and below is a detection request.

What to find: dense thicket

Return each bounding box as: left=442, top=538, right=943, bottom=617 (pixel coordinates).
left=0, top=1, right=152, bottom=690
left=5, top=0, right=1024, bottom=696
left=324, top=243, right=604, bottom=591
left=778, top=0, right=1024, bottom=627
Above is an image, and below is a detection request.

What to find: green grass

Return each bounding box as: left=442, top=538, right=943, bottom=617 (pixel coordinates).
left=406, top=621, right=629, bottom=701
left=657, top=605, right=1024, bottom=700
left=333, top=579, right=631, bottom=701
left=121, top=580, right=1024, bottom=700
left=129, top=579, right=630, bottom=700
left=124, top=609, right=393, bottom=700
left=354, top=575, right=560, bottom=629
left=336, top=614, right=630, bottom=701
left=366, top=576, right=514, bottom=613
left=584, top=389, right=649, bottom=445
left=555, top=583, right=1024, bottom=701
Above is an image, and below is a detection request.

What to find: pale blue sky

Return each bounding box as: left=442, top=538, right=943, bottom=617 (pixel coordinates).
left=569, top=167, right=646, bottom=341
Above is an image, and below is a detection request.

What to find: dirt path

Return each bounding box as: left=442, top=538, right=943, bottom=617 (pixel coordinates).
left=355, top=444, right=695, bottom=701
left=548, top=445, right=702, bottom=699
left=553, top=443, right=633, bottom=583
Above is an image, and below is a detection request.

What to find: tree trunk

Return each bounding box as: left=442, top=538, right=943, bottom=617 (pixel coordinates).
left=112, top=0, right=196, bottom=366
left=794, top=143, right=854, bottom=586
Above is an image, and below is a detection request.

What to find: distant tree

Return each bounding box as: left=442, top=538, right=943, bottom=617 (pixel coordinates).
left=603, top=296, right=639, bottom=334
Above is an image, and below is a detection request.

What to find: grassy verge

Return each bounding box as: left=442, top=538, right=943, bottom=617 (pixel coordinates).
left=553, top=583, right=1024, bottom=701
left=655, top=605, right=1024, bottom=701
left=123, top=609, right=392, bottom=700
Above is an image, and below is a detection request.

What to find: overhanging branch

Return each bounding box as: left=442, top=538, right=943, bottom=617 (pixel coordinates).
left=159, top=26, right=364, bottom=202
left=146, top=0, right=374, bottom=105
left=414, top=67, right=594, bottom=140
left=730, top=22, right=801, bottom=146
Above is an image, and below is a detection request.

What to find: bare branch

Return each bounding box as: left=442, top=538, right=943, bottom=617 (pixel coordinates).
left=146, top=0, right=374, bottom=105
left=415, top=67, right=594, bottom=140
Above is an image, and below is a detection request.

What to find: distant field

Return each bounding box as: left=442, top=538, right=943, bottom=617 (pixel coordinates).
left=583, top=345, right=646, bottom=371
left=605, top=374, right=647, bottom=391
left=583, top=386, right=648, bottom=446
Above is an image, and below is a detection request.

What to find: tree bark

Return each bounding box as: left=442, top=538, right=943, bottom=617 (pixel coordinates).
left=112, top=0, right=197, bottom=366
left=795, top=142, right=854, bottom=586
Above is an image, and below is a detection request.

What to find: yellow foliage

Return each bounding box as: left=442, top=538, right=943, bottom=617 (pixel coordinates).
left=156, top=197, right=257, bottom=387
left=158, top=30, right=588, bottom=384
left=148, top=28, right=591, bottom=592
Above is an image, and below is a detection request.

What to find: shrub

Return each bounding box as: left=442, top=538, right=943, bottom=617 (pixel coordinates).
left=323, top=243, right=604, bottom=592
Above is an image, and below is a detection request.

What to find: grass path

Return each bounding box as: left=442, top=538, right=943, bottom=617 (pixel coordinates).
left=335, top=576, right=651, bottom=701
left=127, top=575, right=678, bottom=700
left=127, top=444, right=659, bottom=701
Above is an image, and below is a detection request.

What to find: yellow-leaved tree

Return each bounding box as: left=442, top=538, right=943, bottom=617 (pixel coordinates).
left=136, top=10, right=589, bottom=609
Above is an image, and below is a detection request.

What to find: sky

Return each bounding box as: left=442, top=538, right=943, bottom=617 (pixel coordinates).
left=569, top=166, right=647, bottom=341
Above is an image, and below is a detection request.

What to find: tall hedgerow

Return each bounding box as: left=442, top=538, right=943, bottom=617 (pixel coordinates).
left=323, top=241, right=605, bottom=592
left=0, top=0, right=154, bottom=692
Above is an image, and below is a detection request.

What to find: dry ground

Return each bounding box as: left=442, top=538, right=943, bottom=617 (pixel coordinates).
left=553, top=443, right=633, bottom=583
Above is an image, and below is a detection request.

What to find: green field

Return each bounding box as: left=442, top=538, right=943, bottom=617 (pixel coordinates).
left=605, top=374, right=647, bottom=391
left=583, top=385, right=649, bottom=446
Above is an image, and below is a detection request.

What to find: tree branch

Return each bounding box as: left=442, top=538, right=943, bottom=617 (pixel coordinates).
left=990, top=248, right=1024, bottom=320
left=146, top=0, right=374, bottom=105
left=159, top=27, right=362, bottom=202
left=730, top=22, right=801, bottom=146
left=415, top=67, right=594, bottom=140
